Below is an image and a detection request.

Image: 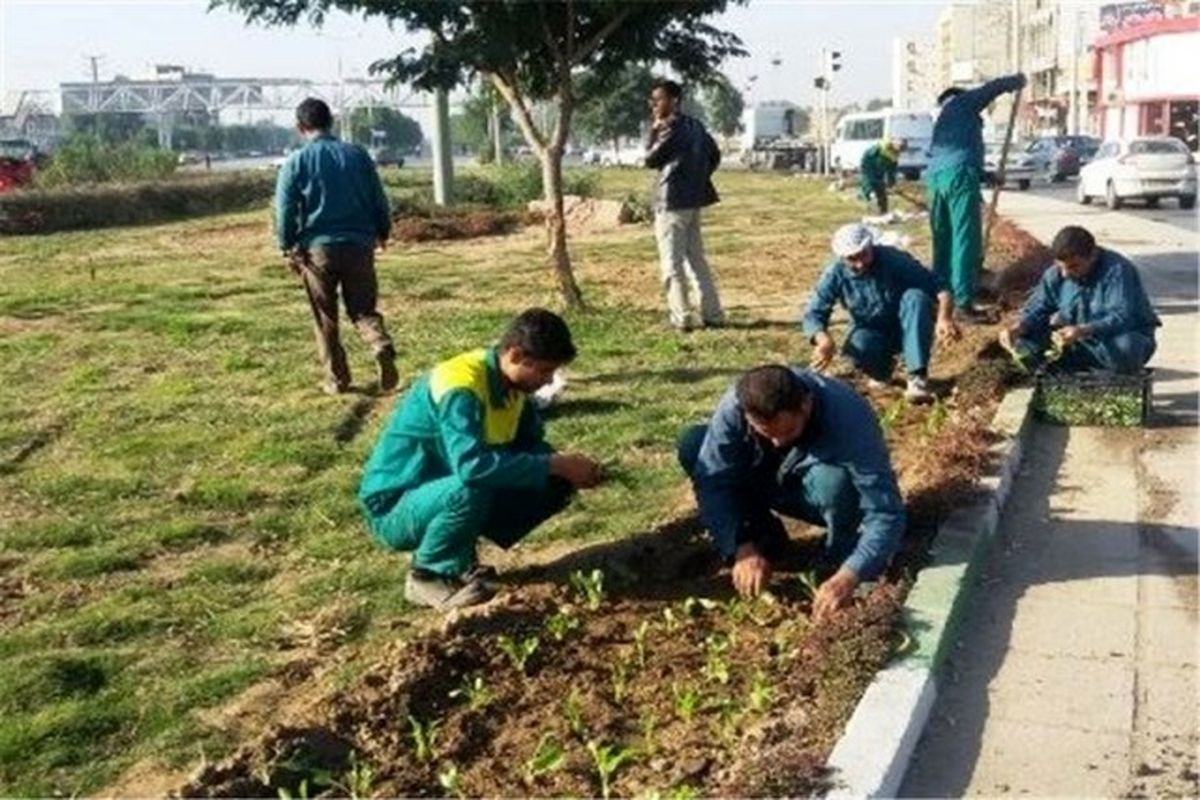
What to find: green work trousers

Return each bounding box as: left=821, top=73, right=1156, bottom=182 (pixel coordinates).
left=927, top=167, right=982, bottom=309
left=366, top=476, right=574, bottom=578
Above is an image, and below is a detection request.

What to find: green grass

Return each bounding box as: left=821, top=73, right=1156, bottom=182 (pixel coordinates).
left=0, top=167, right=933, bottom=794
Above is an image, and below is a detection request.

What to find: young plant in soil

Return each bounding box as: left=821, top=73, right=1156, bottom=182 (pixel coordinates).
left=797, top=570, right=820, bottom=603
left=632, top=620, right=651, bottom=666
left=639, top=711, right=659, bottom=757
left=747, top=670, right=773, bottom=713
left=569, top=568, right=606, bottom=610
left=879, top=396, right=908, bottom=434
left=437, top=763, right=466, bottom=799
left=497, top=633, right=540, bottom=675
left=276, top=780, right=310, bottom=800
left=586, top=740, right=638, bottom=800
left=661, top=607, right=680, bottom=633
left=562, top=688, right=587, bottom=739
left=408, top=715, right=440, bottom=762
left=331, top=753, right=375, bottom=800
left=524, top=733, right=567, bottom=785
left=680, top=596, right=719, bottom=617
left=703, top=633, right=733, bottom=685
left=610, top=655, right=634, bottom=703
left=673, top=682, right=703, bottom=722
left=545, top=608, right=581, bottom=642
left=923, top=397, right=949, bottom=437
left=448, top=673, right=492, bottom=711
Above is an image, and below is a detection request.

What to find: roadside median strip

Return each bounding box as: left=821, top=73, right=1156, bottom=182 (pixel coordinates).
left=826, top=386, right=1035, bottom=798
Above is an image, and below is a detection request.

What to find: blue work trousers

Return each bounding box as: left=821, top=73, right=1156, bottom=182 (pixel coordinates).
left=843, top=288, right=934, bottom=381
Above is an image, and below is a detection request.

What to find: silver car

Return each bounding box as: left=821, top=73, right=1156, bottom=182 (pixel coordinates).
left=983, top=141, right=1037, bottom=190
left=1077, top=137, right=1197, bottom=210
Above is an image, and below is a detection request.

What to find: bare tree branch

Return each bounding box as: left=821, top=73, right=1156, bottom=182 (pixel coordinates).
left=486, top=70, right=547, bottom=155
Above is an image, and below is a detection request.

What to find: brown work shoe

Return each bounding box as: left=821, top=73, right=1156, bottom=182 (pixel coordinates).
left=377, top=348, right=399, bottom=392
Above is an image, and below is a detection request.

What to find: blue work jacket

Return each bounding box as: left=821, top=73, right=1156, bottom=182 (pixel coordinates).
left=1019, top=248, right=1160, bottom=338
left=927, top=74, right=1024, bottom=177
left=691, top=369, right=905, bottom=579
left=801, top=246, right=944, bottom=337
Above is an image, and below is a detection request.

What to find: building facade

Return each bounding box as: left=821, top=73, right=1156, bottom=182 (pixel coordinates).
left=892, top=37, right=937, bottom=110
left=1093, top=14, right=1200, bottom=149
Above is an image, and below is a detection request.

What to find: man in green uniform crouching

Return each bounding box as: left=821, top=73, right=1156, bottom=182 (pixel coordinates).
left=359, top=309, right=603, bottom=610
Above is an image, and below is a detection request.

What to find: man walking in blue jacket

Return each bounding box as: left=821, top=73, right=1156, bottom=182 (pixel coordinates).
left=645, top=79, right=725, bottom=332
left=276, top=97, right=397, bottom=395
left=927, top=73, right=1026, bottom=321
left=678, top=365, right=906, bottom=621
left=805, top=223, right=960, bottom=402
left=1000, top=225, right=1159, bottom=373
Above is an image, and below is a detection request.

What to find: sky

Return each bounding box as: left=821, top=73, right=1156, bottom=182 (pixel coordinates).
left=1, top=0, right=945, bottom=118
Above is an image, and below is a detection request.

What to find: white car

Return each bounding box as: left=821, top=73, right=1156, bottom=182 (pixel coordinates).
left=1077, top=137, right=1197, bottom=210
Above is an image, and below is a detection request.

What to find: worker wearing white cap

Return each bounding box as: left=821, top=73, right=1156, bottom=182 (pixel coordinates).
left=802, top=223, right=960, bottom=402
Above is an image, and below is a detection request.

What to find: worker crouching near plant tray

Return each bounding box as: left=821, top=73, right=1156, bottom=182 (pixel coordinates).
left=358, top=309, right=604, bottom=611
left=678, top=365, right=906, bottom=622
left=999, top=225, right=1160, bottom=374
left=859, top=138, right=903, bottom=214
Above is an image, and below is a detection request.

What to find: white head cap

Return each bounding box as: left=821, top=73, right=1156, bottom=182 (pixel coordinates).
left=831, top=222, right=875, bottom=258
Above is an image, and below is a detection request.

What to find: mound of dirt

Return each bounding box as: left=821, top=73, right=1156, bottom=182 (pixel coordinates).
left=392, top=210, right=540, bottom=243
left=528, top=195, right=637, bottom=231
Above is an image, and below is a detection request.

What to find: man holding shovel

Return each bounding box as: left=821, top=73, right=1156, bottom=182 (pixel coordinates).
left=927, top=73, right=1026, bottom=323
left=276, top=97, right=398, bottom=395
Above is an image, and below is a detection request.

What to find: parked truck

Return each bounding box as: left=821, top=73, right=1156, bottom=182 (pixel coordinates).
left=739, top=102, right=821, bottom=171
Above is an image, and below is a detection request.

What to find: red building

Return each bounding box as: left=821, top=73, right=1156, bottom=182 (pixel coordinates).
left=1093, top=15, right=1200, bottom=149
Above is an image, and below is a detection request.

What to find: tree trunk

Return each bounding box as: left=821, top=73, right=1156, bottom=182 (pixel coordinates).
left=541, top=146, right=584, bottom=309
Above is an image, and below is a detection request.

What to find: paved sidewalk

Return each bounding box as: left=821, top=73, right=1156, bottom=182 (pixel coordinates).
left=900, top=192, right=1199, bottom=797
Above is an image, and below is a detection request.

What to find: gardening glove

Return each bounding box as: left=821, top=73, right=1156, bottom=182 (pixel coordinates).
left=813, top=567, right=858, bottom=623
left=732, top=543, right=771, bottom=598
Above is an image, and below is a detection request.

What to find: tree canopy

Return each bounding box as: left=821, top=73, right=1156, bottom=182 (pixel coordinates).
left=348, top=107, right=424, bottom=151
left=574, top=65, right=655, bottom=153
left=699, top=73, right=744, bottom=138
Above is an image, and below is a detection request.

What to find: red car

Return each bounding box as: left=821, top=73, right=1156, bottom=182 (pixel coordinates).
left=0, top=139, right=37, bottom=192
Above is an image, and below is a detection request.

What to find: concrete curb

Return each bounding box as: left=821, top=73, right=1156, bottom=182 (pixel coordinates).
left=825, top=386, right=1035, bottom=798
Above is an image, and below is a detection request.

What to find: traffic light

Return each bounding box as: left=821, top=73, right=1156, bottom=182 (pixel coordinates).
left=814, top=76, right=827, bottom=90
left=828, top=50, right=842, bottom=73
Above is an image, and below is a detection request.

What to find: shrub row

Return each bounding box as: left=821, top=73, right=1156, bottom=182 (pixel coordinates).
left=33, top=134, right=179, bottom=189
left=0, top=172, right=276, bottom=235
left=384, top=161, right=599, bottom=214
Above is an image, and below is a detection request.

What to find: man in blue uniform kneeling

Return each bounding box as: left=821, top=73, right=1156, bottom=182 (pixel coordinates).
left=678, top=364, right=906, bottom=621
left=1000, top=225, right=1159, bottom=374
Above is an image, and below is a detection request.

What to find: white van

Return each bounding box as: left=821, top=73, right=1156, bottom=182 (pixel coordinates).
left=831, top=109, right=934, bottom=179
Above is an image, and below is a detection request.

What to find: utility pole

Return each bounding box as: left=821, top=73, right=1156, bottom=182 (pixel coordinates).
left=431, top=87, right=454, bottom=206
left=83, top=54, right=103, bottom=83
left=491, top=100, right=503, bottom=164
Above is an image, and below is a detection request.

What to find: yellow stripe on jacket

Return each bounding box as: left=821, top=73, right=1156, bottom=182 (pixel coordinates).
left=428, top=349, right=525, bottom=446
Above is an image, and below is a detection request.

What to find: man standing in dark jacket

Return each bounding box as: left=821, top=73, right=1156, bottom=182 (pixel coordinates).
left=276, top=97, right=398, bottom=395
left=645, top=79, right=725, bottom=331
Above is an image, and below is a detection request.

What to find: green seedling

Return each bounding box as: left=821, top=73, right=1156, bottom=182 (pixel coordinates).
left=562, top=688, right=587, bottom=738
left=673, top=682, right=703, bottom=722
left=438, top=763, right=466, bottom=799
left=710, top=696, right=742, bottom=746
left=569, top=568, right=606, bottom=610
left=680, top=596, right=718, bottom=617
left=333, top=753, right=375, bottom=800
left=448, top=673, right=493, bottom=711
left=586, top=740, right=638, bottom=800
left=524, top=733, right=567, bottom=784
left=639, top=711, right=659, bottom=757
left=662, top=607, right=680, bottom=633
left=277, top=780, right=310, bottom=800
left=668, top=785, right=701, bottom=800
left=497, top=633, right=540, bottom=675
left=747, top=670, right=773, bottom=713
left=879, top=396, right=908, bottom=434
left=610, top=656, right=633, bottom=702
left=632, top=620, right=651, bottom=666
left=408, top=715, right=441, bottom=762
left=545, top=608, right=581, bottom=642
left=703, top=634, right=731, bottom=685
left=923, top=396, right=950, bottom=436
left=797, top=570, right=820, bottom=602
